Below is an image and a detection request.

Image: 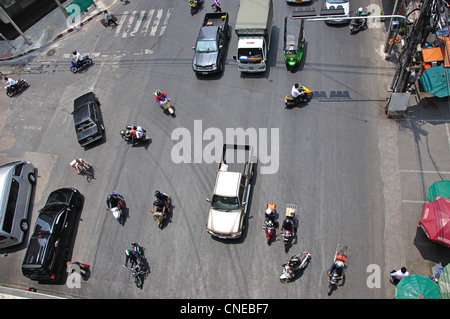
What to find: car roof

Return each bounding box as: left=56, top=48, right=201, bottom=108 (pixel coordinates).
left=214, top=171, right=241, bottom=197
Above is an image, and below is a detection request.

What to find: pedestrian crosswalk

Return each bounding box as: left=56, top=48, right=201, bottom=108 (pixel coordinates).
left=114, top=8, right=172, bottom=38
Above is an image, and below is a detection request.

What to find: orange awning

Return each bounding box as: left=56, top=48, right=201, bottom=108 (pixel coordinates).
left=438, top=37, right=450, bottom=67
left=422, top=47, right=444, bottom=63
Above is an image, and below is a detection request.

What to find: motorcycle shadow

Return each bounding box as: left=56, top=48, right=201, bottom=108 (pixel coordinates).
left=158, top=203, right=174, bottom=230
left=119, top=206, right=129, bottom=226
left=327, top=275, right=346, bottom=296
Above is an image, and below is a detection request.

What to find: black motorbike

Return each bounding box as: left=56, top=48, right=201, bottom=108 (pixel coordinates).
left=349, top=11, right=370, bottom=34
left=280, top=252, right=312, bottom=283
left=6, top=79, right=29, bottom=97
left=120, top=126, right=151, bottom=146
left=124, top=243, right=148, bottom=289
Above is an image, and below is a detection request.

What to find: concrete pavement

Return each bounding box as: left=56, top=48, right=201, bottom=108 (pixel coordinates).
left=0, top=0, right=118, bottom=63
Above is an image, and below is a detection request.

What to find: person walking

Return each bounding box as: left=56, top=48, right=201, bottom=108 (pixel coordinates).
left=213, top=0, right=222, bottom=12
left=105, top=10, right=118, bottom=26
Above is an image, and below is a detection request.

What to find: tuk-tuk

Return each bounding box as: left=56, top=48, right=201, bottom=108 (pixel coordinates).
left=283, top=17, right=305, bottom=72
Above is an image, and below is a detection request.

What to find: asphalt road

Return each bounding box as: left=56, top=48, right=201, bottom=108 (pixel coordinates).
left=0, top=0, right=393, bottom=299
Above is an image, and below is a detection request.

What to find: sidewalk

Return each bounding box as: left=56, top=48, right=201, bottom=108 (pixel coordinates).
left=0, top=0, right=117, bottom=63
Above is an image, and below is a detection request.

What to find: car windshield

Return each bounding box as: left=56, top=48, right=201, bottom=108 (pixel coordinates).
left=196, top=40, right=217, bottom=53
left=327, top=0, right=348, bottom=3
left=211, top=195, right=239, bottom=211
left=46, top=190, right=72, bottom=205
left=34, top=212, right=56, bottom=234
left=76, top=119, right=95, bottom=133
left=237, top=48, right=263, bottom=63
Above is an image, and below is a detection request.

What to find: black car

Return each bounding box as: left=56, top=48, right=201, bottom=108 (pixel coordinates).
left=22, top=188, right=83, bottom=282
left=72, top=92, right=104, bottom=147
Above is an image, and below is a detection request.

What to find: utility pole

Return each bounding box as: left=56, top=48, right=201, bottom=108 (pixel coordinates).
left=391, top=0, right=436, bottom=92
left=384, top=0, right=404, bottom=53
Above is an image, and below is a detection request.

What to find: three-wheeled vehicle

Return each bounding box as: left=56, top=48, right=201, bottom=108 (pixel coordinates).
left=283, top=17, right=305, bottom=72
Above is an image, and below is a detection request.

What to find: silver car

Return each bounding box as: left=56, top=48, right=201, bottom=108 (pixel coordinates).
left=0, top=161, right=36, bottom=248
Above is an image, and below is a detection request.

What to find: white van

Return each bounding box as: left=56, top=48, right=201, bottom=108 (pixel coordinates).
left=0, top=161, right=36, bottom=248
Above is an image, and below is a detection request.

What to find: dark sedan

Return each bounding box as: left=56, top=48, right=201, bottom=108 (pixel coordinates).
left=22, top=188, right=83, bottom=282
left=72, top=92, right=104, bottom=147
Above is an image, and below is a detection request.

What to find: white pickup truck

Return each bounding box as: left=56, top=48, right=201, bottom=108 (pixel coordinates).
left=206, top=144, right=255, bottom=239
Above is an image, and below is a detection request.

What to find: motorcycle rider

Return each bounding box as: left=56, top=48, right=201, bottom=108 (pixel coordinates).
left=155, top=90, right=168, bottom=104
left=124, top=246, right=141, bottom=268
left=132, top=125, right=145, bottom=146
left=280, top=217, right=296, bottom=236
left=73, top=50, right=84, bottom=67
left=152, top=198, right=167, bottom=219
left=327, top=260, right=345, bottom=280
left=354, top=7, right=369, bottom=26
left=264, top=203, right=279, bottom=228
left=4, top=76, right=17, bottom=90
left=291, top=83, right=306, bottom=101
left=155, top=190, right=170, bottom=205
left=106, top=191, right=124, bottom=210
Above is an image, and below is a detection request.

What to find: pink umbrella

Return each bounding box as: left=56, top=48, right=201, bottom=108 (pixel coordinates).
left=419, top=197, right=450, bottom=247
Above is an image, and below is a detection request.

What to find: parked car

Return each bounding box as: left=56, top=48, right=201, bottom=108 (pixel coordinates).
left=22, top=188, right=83, bottom=282
left=0, top=161, right=35, bottom=249
left=324, top=0, right=350, bottom=24
left=72, top=92, right=104, bottom=147
left=286, top=0, right=312, bottom=3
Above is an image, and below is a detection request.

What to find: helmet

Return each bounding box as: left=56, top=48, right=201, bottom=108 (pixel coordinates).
left=156, top=90, right=161, bottom=96
left=73, top=51, right=77, bottom=55
left=112, top=191, right=118, bottom=196
left=336, top=261, right=344, bottom=268
left=126, top=125, right=132, bottom=130
left=265, top=208, right=273, bottom=215
left=153, top=199, right=162, bottom=206
left=154, top=190, right=160, bottom=197
left=358, top=7, right=363, bottom=12
left=125, top=249, right=131, bottom=256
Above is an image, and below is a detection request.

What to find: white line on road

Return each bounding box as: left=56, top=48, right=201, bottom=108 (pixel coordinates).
left=400, top=169, right=450, bottom=174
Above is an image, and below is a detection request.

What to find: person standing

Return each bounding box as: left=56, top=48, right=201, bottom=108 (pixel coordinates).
left=390, top=267, right=409, bottom=285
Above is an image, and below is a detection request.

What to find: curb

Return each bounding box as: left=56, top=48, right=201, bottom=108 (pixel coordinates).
left=0, top=8, right=107, bottom=62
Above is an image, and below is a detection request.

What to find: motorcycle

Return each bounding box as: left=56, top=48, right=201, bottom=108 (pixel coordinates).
left=327, top=244, right=348, bottom=295
left=282, top=230, right=294, bottom=252
left=120, top=125, right=151, bottom=146
left=189, top=0, right=202, bottom=15
left=263, top=202, right=277, bottom=245
left=280, top=252, right=311, bottom=283
left=70, top=55, right=93, bottom=73
left=284, top=86, right=313, bottom=107
left=263, top=219, right=276, bottom=245
left=6, top=79, right=29, bottom=97
left=153, top=195, right=171, bottom=229
left=154, top=90, right=175, bottom=115
left=123, top=243, right=148, bottom=289
left=349, top=11, right=370, bottom=34
left=107, top=193, right=126, bottom=225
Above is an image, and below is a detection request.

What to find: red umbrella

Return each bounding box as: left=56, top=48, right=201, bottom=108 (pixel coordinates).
left=419, top=197, right=450, bottom=247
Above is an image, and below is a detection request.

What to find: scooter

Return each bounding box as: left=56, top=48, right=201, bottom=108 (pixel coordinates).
left=189, top=0, right=202, bottom=15
left=120, top=125, right=151, bottom=146
left=107, top=194, right=126, bottom=225
left=70, top=55, right=93, bottom=73
left=6, top=79, right=29, bottom=97
left=153, top=196, right=171, bottom=229
left=263, top=202, right=277, bottom=245
left=154, top=90, right=175, bottom=115
left=263, top=219, right=276, bottom=245
left=280, top=252, right=311, bottom=283
left=284, top=86, right=313, bottom=107
left=349, top=10, right=370, bottom=34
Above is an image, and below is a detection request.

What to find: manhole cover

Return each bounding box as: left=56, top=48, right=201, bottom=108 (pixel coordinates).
left=47, top=49, right=56, bottom=56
